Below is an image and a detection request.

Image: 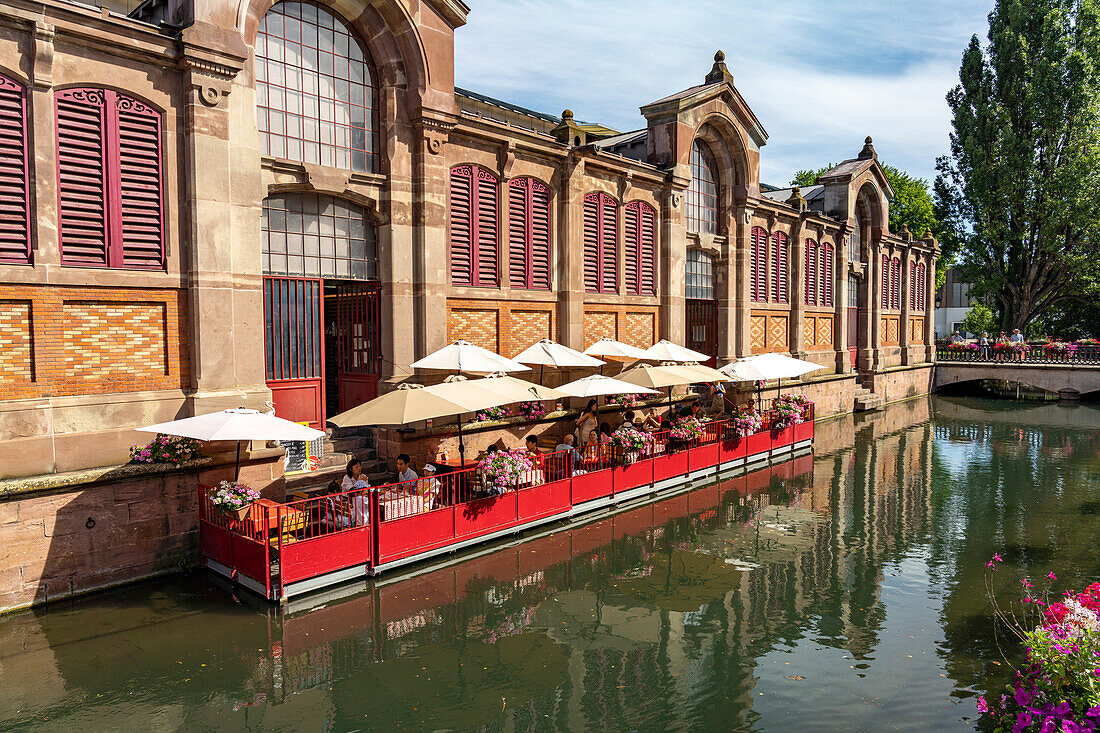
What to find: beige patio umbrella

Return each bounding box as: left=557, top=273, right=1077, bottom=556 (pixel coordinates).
left=410, top=339, right=529, bottom=375
left=718, top=353, right=825, bottom=409
left=513, top=338, right=604, bottom=383
left=617, top=362, right=707, bottom=419
left=327, top=383, right=471, bottom=428
left=583, top=337, right=651, bottom=362
left=557, top=374, right=660, bottom=436
left=642, top=339, right=711, bottom=363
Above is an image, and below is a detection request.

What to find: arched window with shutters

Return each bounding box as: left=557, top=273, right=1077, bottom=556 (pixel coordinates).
left=583, top=192, right=618, bottom=294
left=822, top=243, right=834, bottom=307
left=256, top=1, right=376, bottom=172
left=751, top=226, right=768, bottom=302
left=916, top=262, right=926, bottom=311
left=686, top=140, right=719, bottom=234
left=508, top=177, right=550, bottom=290
left=449, top=165, right=499, bottom=287
left=891, top=257, right=901, bottom=309
left=909, top=260, right=917, bottom=310
left=56, top=88, right=163, bottom=269
left=804, top=239, right=818, bottom=306
left=881, top=255, right=890, bottom=309
left=770, top=231, right=789, bottom=303
left=0, top=73, right=29, bottom=264
left=625, top=201, right=657, bottom=296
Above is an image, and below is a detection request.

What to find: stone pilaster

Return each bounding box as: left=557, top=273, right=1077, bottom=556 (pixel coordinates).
left=789, top=216, right=807, bottom=358
left=716, top=209, right=738, bottom=362
left=834, top=225, right=851, bottom=373
left=900, top=248, right=912, bottom=364
left=731, top=204, right=754, bottom=358
left=924, top=244, right=937, bottom=362
left=861, top=235, right=879, bottom=372
left=558, top=155, right=586, bottom=350
left=30, top=22, right=58, bottom=267
left=411, top=114, right=455, bottom=363
left=659, top=181, right=688, bottom=344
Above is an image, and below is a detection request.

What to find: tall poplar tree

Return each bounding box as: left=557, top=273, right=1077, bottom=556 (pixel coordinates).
left=936, top=0, right=1100, bottom=331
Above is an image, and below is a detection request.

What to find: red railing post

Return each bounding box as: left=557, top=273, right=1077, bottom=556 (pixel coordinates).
left=276, top=504, right=284, bottom=599
left=263, top=503, right=272, bottom=599
left=369, top=488, right=380, bottom=568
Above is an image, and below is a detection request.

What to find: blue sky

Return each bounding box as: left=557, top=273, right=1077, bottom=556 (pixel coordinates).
left=454, top=0, right=994, bottom=187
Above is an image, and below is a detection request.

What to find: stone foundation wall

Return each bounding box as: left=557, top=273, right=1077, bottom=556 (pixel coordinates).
left=0, top=450, right=285, bottom=613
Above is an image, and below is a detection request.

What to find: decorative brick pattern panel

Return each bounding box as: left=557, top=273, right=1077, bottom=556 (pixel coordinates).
left=803, top=318, right=816, bottom=349
left=816, top=315, right=833, bottom=348
left=767, top=314, right=788, bottom=351
left=750, top=315, right=766, bottom=353
left=623, top=312, right=656, bottom=349
left=0, top=300, right=34, bottom=383
left=448, top=308, right=499, bottom=353
left=583, top=311, right=617, bottom=349
left=0, top=285, right=188, bottom=400
left=446, top=299, right=556, bottom=357
left=881, top=315, right=900, bottom=346
left=63, top=302, right=167, bottom=379
left=509, top=310, right=552, bottom=357
left=909, top=316, right=925, bottom=344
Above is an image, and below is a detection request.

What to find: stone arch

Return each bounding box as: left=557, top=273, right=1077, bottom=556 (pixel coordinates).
left=855, top=181, right=887, bottom=233
left=694, top=114, right=750, bottom=201
left=265, top=182, right=386, bottom=224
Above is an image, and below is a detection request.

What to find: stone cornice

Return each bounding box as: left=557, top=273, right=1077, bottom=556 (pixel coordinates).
left=424, top=0, right=470, bottom=29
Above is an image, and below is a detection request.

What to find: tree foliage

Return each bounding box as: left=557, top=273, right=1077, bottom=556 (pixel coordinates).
left=935, top=0, right=1100, bottom=332
left=962, top=302, right=997, bottom=336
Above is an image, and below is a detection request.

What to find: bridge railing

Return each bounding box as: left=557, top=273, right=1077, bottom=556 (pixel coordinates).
left=936, top=343, right=1100, bottom=365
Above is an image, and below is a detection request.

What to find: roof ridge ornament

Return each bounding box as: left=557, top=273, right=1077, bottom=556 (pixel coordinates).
left=858, top=135, right=877, bottom=161
left=786, top=186, right=808, bottom=212
left=705, top=49, right=734, bottom=85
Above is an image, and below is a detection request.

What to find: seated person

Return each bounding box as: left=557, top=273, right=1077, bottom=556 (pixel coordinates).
left=642, top=406, right=662, bottom=432
left=326, top=459, right=370, bottom=528
left=395, top=453, right=418, bottom=497
left=523, top=435, right=545, bottom=485
left=622, top=410, right=637, bottom=428
left=599, top=422, right=613, bottom=445
left=582, top=429, right=603, bottom=465
left=552, top=433, right=585, bottom=477
left=341, top=458, right=370, bottom=492
left=525, top=434, right=542, bottom=458
left=419, top=462, right=442, bottom=509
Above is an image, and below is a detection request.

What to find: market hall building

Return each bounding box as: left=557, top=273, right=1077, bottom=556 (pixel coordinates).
left=0, top=0, right=935, bottom=607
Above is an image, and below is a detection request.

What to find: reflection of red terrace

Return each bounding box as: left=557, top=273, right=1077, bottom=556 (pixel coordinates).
left=281, top=453, right=813, bottom=658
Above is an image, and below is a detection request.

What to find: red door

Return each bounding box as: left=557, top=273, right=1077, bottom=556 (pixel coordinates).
left=264, top=276, right=324, bottom=427
left=331, top=281, right=382, bottom=412
left=686, top=298, right=718, bottom=366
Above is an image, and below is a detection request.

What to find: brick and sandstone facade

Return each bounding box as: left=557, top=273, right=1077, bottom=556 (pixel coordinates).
left=0, top=0, right=937, bottom=609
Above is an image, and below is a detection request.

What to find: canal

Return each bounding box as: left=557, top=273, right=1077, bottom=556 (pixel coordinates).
left=1, top=396, right=1097, bottom=732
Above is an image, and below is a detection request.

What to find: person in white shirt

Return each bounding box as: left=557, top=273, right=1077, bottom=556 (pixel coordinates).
left=419, top=462, right=442, bottom=509
left=328, top=458, right=369, bottom=528
left=396, top=453, right=418, bottom=484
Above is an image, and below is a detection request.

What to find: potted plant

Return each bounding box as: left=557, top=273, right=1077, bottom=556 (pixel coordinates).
left=477, top=448, right=533, bottom=494
left=609, top=424, right=654, bottom=464
left=668, top=416, right=704, bottom=451
left=732, top=405, right=762, bottom=437
left=211, top=480, right=261, bottom=520
left=129, top=434, right=201, bottom=465
left=771, top=394, right=806, bottom=431
left=606, top=393, right=645, bottom=408
left=515, top=401, right=546, bottom=420
left=473, top=405, right=510, bottom=423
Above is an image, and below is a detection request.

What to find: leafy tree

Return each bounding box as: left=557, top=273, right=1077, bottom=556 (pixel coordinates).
left=935, top=0, right=1100, bottom=332
left=790, top=163, right=951, bottom=286
left=961, top=302, right=997, bottom=336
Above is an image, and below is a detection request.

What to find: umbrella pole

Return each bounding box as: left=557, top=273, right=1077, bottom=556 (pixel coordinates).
left=540, top=364, right=545, bottom=386
left=235, top=441, right=241, bottom=481
left=457, top=413, right=466, bottom=466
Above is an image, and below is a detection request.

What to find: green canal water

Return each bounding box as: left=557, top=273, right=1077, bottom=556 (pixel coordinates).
left=1, top=396, right=1098, bottom=732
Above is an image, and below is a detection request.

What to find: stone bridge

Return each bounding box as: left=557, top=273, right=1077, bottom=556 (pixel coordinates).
left=933, top=361, right=1100, bottom=398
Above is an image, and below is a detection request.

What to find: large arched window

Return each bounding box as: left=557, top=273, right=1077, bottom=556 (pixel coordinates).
left=508, top=177, right=550, bottom=290
left=262, top=192, right=377, bottom=279
left=850, top=210, right=864, bottom=262
left=583, top=192, right=618, bottom=294
left=450, top=165, right=498, bottom=287
left=686, top=140, right=719, bottom=234
left=0, top=73, right=29, bottom=264
left=625, top=201, right=657, bottom=296
left=770, top=231, right=789, bottom=303
left=686, top=249, right=715, bottom=300
left=56, top=88, right=163, bottom=269
left=750, top=226, right=768, bottom=302
left=256, top=1, right=376, bottom=172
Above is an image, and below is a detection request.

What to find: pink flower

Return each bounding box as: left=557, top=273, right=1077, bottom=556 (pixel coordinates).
left=976, top=696, right=989, bottom=713
left=1048, top=572, right=1057, bottom=581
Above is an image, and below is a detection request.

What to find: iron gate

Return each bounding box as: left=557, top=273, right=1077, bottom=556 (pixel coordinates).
left=686, top=298, right=718, bottom=366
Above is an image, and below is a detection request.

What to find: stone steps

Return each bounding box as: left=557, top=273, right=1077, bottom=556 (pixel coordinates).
left=853, top=385, right=883, bottom=412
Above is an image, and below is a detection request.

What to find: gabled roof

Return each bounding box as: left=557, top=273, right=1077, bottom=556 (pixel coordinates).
left=817, top=137, right=896, bottom=200
left=761, top=184, right=824, bottom=204
left=591, top=129, right=647, bottom=150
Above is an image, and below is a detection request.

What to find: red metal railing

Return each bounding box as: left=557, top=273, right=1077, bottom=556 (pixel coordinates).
left=200, top=409, right=815, bottom=600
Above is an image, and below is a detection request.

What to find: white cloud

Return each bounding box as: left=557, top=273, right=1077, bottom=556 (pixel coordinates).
left=454, top=0, right=994, bottom=186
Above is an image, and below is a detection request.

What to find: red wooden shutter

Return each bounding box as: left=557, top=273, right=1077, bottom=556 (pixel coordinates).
left=751, top=227, right=767, bottom=302
left=804, top=239, right=817, bottom=306
left=823, top=244, right=834, bottom=307
left=583, top=194, right=599, bottom=292
left=0, top=74, right=29, bottom=264
left=917, top=263, right=926, bottom=311
left=116, top=97, right=163, bottom=268
left=624, top=203, right=639, bottom=295
left=449, top=166, right=473, bottom=285
left=476, top=168, right=499, bottom=286
left=57, top=89, right=109, bottom=266
left=881, top=255, right=889, bottom=309
left=771, top=232, right=788, bottom=303
left=508, top=178, right=550, bottom=290
left=600, top=194, right=617, bottom=293
left=891, top=258, right=900, bottom=309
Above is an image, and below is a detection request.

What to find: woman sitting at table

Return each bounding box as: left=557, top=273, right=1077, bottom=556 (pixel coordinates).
left=326, top=459, right=370, bottom=528
left=582, top=429, right=603, bottom=468
left=418, top=463, right=443, bottom=510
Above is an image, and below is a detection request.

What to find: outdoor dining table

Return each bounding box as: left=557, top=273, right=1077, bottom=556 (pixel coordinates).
left=247, top=498, right=302, bottom=532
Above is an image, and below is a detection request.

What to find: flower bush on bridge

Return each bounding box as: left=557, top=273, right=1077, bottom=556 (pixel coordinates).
left=609, top=424, right=654, bottom=455
left=669, top=416, right=704, bottom=441
left=977, top=556, right=1100, bottom=732
left=1043, top=341, right=1079, bottom=357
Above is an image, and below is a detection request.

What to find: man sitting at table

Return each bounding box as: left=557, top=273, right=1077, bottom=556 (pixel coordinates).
left=552, top=434, right=584, bottom=478
left=396, top=453, right=418, bottom=489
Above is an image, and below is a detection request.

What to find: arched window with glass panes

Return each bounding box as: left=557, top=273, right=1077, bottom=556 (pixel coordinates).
left=686, top=140, right=719, bottom=234
left=261, top=193, right=378, bottom=279
left=686, top=249, right=715, bottom=300
left=256, top=1, right=377, bottom=172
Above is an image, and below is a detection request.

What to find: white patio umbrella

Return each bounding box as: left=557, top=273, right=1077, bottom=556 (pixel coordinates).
left=718, top=353, right=825, bottom=409
left=643, top=339, right=711, bottom=363
left=137, top=407, right=325, bottom=478
left=410, top=339, right=529, bottom=375
left=327, top=383, right=471, bottom=428
left=514, top=338, right=604, bottom=383
left=557, top=375, right=660, bottom=448
left=617, top=363, right=709, bottom=419
left=675, top=363, right=735, bottom=383
left=583, top=338, right=651, bottom=362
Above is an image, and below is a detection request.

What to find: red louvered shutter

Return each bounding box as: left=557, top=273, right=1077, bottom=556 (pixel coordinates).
left=449, top=165, right=473, bottom=285
left=476, top=168, right=498, bottom=286
left=0, top=74, right=29, bottom=264
left=771, top=232, right=788, bottom=303
left=881, top=255, right=889, bottom=309
left=751, top=227, right=767, bottom=302
left=583, top=194, right=599, bottom=292
left=805, top=240, right=817, bottom=306
left=624, top=203, right=639, bottom=295
left=918, top=263, right=926, bottom=311
left=117, top=97, right=163, bottom=268
left=823, top=244, right=834, bottom=307
left=892, top=258, right=900, bottom=309
left=508, top=178, right=550, bottom=290
left=57, top=89, right=109, bottom=266
left=639, top=203, right=656, bottom=296
left=600, top=193, right=617, bottom=293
